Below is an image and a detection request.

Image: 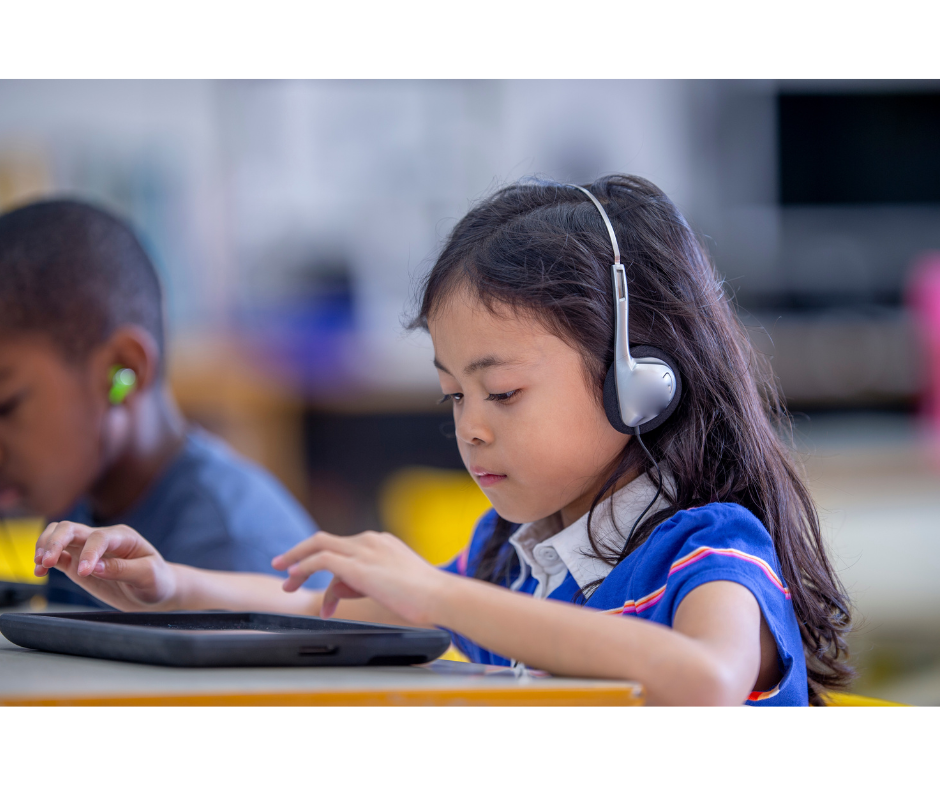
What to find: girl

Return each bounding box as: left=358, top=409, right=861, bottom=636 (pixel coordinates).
left=34, top=175, right=853, bottom=705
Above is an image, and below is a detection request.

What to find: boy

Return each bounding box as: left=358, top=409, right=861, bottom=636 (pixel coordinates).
left=0, top=199, right=327, bottom=606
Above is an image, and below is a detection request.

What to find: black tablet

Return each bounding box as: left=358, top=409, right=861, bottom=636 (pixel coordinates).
left=0, top=610, right=451, bottom=668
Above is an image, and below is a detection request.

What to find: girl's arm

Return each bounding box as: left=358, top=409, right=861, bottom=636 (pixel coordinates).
left=174, top=564, right=407, bottom=626
left=431, top=574, right=763, bottom=705
left=33, top=521, right=409, bottom=626
left=278, top=530, right=766, bottom=706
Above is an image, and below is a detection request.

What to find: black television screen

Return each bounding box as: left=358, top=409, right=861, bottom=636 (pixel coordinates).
left=778, top=91, right=940, bottom=205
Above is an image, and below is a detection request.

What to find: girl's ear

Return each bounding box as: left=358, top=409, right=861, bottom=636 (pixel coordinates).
left=603, top=345, right=683, bottom=435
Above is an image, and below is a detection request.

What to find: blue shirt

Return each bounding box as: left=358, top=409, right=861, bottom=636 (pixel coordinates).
left=441, top=499, right=808, bottom=706
left=47, top=429, right=330, bottom=606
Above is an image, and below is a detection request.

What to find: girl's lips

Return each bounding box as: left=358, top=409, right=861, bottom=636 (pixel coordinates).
left=470, top=467, right=507, bottom=488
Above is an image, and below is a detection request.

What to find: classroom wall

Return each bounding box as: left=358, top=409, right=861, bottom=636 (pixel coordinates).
left=3, top=80, right=936, bottom=407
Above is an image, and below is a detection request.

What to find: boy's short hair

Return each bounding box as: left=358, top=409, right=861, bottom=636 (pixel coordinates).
left=0, top=199, right=165, bottom=368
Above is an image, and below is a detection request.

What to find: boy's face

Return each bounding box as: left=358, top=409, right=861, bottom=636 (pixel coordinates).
left=0, top=334, right=109, bottom=517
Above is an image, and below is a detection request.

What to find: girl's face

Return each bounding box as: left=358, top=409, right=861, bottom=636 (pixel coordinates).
left=428, top=287, right=630, bottom=528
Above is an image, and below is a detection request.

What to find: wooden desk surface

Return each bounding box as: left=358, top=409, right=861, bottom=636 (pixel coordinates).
left=0, top=610, right=644, bottom=707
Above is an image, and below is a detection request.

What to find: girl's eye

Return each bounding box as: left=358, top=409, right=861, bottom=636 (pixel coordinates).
left=438, top=393, right=464, bottom=404
left=485, top=390, right=519, bottom=404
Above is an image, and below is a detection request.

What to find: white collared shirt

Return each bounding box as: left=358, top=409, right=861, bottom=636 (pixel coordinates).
left=507, top=473, right=672, bottom=600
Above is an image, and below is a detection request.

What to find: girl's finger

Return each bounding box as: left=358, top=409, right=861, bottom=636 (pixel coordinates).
left=282, top=550, right=362, bottom=594
left=34, top=521, right=59, bottom=563
left=46, top=550, right=73, bottom=576
left=35, top=548, right=73, bottom=578
left=75, top=530, right=110, bottom=577
left=74, top=526, right=144, bottom=577
left=320, top=579, right=364, bottom=619
left=273, top=531, right=362, bottom=571
left=271, top=533, right=317, bottom=571
left=87, top=554, right=155, bottom=586
left=39, top=521, right=92, bottom=569
left=281, top=552, right=330, bottom=592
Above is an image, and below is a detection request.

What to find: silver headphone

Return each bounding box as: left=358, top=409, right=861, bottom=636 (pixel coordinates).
left=570, top=185, right=681, bottom=435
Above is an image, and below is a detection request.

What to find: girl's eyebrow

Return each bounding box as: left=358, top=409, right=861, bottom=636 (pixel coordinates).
left=433, top=355, right=517, bottom=376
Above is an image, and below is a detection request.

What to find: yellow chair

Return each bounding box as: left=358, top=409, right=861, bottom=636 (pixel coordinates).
left=379, top=466, right=492, bottom=567
left=822, top=692, right=907, bottom=707
left=0, top=518, right=46, bottom=586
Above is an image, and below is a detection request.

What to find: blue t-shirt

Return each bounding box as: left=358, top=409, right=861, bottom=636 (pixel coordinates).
left=46, top=429, right=330, bottom=606
left=441, top=502, right=808, bottom=706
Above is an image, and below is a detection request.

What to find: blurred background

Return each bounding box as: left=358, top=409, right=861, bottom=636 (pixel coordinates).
left=1, top=79, right=939, bottom=703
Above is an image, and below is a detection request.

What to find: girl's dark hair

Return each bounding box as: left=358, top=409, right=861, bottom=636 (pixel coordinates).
left=409, top=174, right=853, bottom=704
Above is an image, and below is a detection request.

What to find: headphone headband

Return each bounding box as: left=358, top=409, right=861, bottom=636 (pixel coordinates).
left=567, top=183, right=634, bottom=367
left=570, top=185, right=620, bottom=266
left=563, top=186, right=678, bottom=557
left=566, top=182, right=680, bottom=434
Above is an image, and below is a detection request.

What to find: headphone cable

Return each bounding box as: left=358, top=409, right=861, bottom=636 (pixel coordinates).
left=620, top=427, right=665, bottom=561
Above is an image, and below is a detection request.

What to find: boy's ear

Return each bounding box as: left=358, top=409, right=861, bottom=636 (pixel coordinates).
left=98, top=326, right=162, bottom=402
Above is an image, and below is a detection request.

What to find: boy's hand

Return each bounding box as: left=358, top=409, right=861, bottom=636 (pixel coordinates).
left=34, top=521, right=179, bottom=611
left=272, top=531, right=448, bottom=625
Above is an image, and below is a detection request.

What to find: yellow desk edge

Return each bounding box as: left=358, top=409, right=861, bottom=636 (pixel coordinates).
left=2, top=683, right=645, bottom=707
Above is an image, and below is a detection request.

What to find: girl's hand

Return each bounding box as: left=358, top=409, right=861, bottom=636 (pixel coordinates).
left=34, top=521, right=179, bottom=612
left=272, top=531, right=446, bottom=625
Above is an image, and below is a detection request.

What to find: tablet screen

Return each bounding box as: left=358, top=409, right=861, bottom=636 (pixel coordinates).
left=0, top=610, right=452, bottom=667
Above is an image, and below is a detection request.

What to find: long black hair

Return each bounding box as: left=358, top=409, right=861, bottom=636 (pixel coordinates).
left=409, top=174, right=853, bottom=704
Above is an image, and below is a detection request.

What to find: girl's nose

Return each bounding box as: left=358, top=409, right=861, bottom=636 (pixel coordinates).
left=454, top=402, right=494, bottom=446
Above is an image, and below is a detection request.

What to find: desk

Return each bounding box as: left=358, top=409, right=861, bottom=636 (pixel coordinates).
left=0, top=611, right=644, bottom=707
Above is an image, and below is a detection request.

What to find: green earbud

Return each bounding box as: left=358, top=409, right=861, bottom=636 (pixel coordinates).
left=108, top=366, right=137, bottom=405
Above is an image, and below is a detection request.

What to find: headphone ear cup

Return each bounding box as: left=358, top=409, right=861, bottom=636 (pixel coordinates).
left=630, top=345, right=682, bottom=434
left=603, top=345, right=683, bottom=436
left=603, top=363, right=631, bottom=435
